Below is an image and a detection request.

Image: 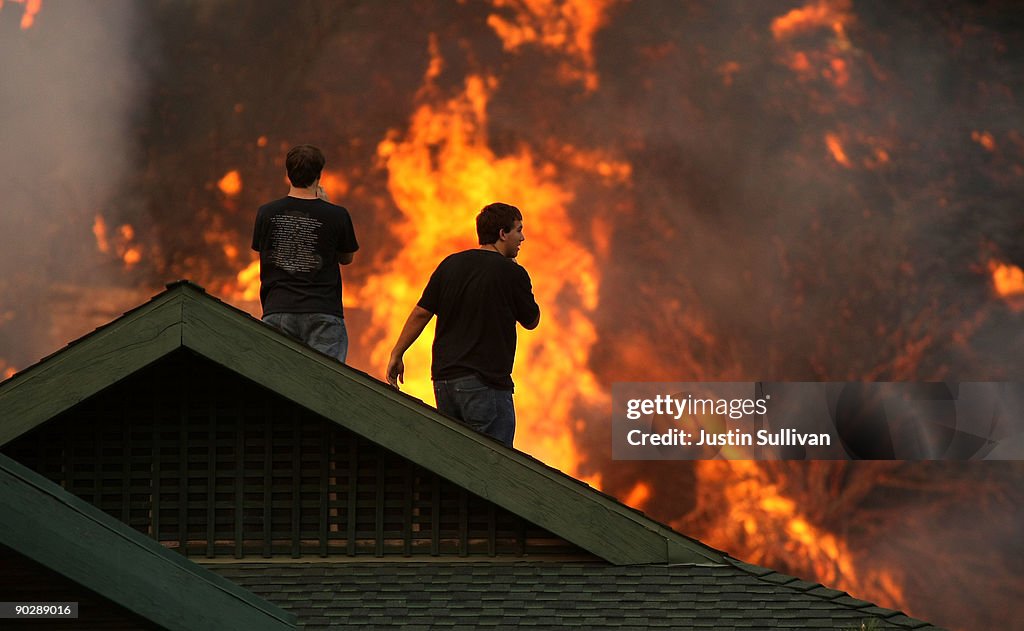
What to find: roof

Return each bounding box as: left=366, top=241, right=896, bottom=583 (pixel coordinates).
left=0, top=280, right=945, bottom=630
left=0, top=280, right=722, bottom=566
left=0, top=452, right=296, bottom=631
left=203, top=561, right=943, bottom=630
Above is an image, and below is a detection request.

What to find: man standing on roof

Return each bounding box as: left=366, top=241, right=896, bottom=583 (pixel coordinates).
left=386, top=202, right=540, bottom=447
left=252, top=145, right=359, bottom=361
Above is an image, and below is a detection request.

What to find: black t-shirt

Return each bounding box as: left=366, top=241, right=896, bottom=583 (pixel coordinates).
left=252, top=197, right=358, bottom=316
left=417, top=250, right=540, bottom=390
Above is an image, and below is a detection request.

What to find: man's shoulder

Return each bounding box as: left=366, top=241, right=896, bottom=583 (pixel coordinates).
left=257, top=196, right=289, bottom=214
left=438, top=250, right=530, bottom=279
left=316, top=201, right=355, bottom=228
left=319, top=199, right=351, bottom=213
left=437, top=249, right=477, bottom=266
left=258, top=197, right=350, bottom=214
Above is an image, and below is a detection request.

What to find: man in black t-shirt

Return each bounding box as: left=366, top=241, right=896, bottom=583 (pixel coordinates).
left=252, top=145, right=359, bottom=361
left=386, top=203, right=540, bottom=447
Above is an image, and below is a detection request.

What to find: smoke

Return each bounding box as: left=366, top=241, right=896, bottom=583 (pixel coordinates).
left=0, top=1, right=145, bottom=368
left=570, top=1, right=1024, bottom=386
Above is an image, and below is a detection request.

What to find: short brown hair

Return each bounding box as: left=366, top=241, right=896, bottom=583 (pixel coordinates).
left=476, top=202, right=522, bottom=244
left=286, top=145, right=325, bottom=188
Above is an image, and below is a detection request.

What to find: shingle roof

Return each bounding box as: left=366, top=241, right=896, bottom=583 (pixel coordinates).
left=204, top=561, right=945, bottom=630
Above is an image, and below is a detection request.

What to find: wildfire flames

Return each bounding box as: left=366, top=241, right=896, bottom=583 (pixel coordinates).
left=3, top=2, right=1023, bottom=630
left=358, top=47, right=607, bottom=475
left=682, top=462, right=905, bottom=609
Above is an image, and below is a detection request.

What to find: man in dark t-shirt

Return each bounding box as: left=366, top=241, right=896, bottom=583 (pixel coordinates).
left=386, top=202, right=540, bottom=447
left=252, top=145, right=359, bottom=361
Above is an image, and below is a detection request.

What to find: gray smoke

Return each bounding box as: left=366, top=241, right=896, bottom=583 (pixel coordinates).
left=0, top=1, right=145, bottom=368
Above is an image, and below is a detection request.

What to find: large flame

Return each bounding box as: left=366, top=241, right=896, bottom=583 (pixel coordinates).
left=359, top=52, right=606, bottom=476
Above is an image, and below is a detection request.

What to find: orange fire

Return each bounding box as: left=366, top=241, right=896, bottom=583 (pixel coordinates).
left=217, top=169, right=243, bottom=197
left=771, top=0, right=852, bottom=42
left=825, top=132, right=852, bottom=167
left=555, top=143, right=631, bottom=183
left=989, top=260, right=1024, bottom=300
left=235, top=260, right=260, bottom=303
left=772, top=0, right=858, bottom=93
left=681, top=461, right=905, bottom=610
left=92, top=214, right=144, bottom=268
left=0, top=0, right=42, bottom=30
left=486, top=0, right=614, bottom=91
left=971, top=130, right=996, bottom=152
left=623, top=482, right=651, bottom=510
left=319, top=169, right=350, bottom=200
left=92, top=215, right=110, bottom=254
left=360, top=46, right=608, bottom=475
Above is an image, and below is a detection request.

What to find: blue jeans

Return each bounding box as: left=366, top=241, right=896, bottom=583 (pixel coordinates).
left=434, top=374, right=515, bottom=447
left=262, top=313, right=348, bottom=362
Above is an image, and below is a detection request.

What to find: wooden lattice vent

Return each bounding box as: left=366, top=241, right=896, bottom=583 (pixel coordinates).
left=4, top=351, right=592, bottom=560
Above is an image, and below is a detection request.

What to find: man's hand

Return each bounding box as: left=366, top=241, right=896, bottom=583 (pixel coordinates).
left=384, top=306, right=434, bottom=389
left=386, top=354, right=405, bottom=389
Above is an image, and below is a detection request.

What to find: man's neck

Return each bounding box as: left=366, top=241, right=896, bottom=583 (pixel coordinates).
left=287, top=185, right=318, bottom=199
left=479, top=243, right=508, bottom=257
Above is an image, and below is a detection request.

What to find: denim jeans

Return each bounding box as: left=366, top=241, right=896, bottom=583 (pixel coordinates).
left=262, top=313, right=348, bottom=362
left=434, top=374, right=515, bottom=447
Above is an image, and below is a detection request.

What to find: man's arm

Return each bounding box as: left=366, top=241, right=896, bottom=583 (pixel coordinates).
left=512, top=266, right=540, bottom=330
left=339, top=251, right=355, bottom=265
left=386, top=305, right=434, bottom=388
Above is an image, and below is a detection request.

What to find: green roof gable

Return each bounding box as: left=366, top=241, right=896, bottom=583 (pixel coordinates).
left=0, top=452, right=296, bottom=631
left=0, top=280, right=722, bottom=566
